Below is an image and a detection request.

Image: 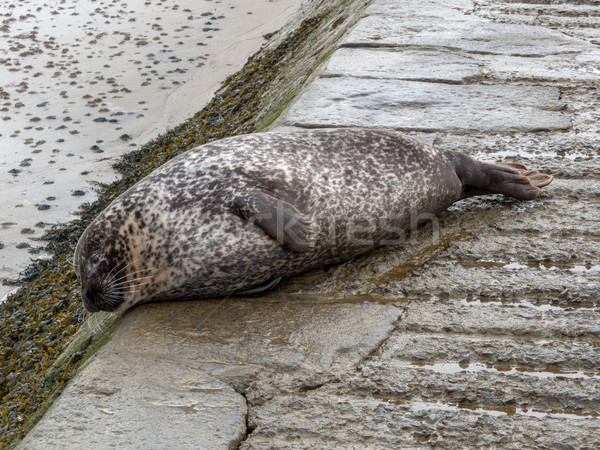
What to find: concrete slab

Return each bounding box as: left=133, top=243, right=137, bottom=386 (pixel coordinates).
left=285, top=78, right=571, bottom=132
left=322, top=48, right=482, bottom=83
left=106, top=298, right=402, bottom=381
left=243, top=391, right=600, bottom=448
left=343, top=0, right=588, bottom=57
left=365, top=0, right=475, bottom=19
left=19, top=350, right=247, bottom=449
left=475, top=0, right=600, bottom=45
left=484, top=53, right=600, bottom=82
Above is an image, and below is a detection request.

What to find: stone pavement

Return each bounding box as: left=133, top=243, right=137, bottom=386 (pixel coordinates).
left=20, top=0, right=600, bottom=448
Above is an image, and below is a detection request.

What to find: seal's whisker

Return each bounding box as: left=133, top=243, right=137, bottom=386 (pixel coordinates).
left=103, top=261, right=128, bottom=283
left=102, top=296, right=123, bottom=307
left=108, top=268, right=157, bottom=286
left=75, top=304, right=89, bottom=322
left=112, top=289, right=143, bottom=297
left=104, top=258, right=146, bottom=285
left=111, top=280, right=153, bottom=288
left=104, top=259, right=156, bottom=287
left=86, top=313, right=104, bottom=333
left=122, top=268, right=158, bottom=279
left=110, top=283, right=152, bottom=293
left=110, top=278, right=152, bottom=289
left=109, top=277, right=155, bottom=289
left=111, top=271, right=156, bottom=281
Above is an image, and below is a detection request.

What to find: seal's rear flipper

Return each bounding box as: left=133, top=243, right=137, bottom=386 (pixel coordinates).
left=234, top=192, right=315, bottom=252
left=233, top=277, right=282, bottom=296
left=451, top=152, right=553, bottom=200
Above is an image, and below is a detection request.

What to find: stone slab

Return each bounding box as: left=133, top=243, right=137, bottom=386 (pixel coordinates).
left=483, top=53, right=600, bottom=82
left=324, top=46, right=600, bottom=85
left=285, top=78, right=571, bottom=132
left=19, top=349, right=247, bottom=449
left=106, top=298, right=401, bottom=380
left=322, top=48, right=482, bottom=83
left=343, top=11, right=587, bottom=57
left=365, top=0, right=475, bottom=20
left=243, top=389, right=600, bottom=448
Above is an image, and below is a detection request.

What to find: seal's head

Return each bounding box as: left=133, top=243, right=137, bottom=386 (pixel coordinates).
left=74, top=211, right=150, bottom=313
left=75, top=229, right=123, bottom=312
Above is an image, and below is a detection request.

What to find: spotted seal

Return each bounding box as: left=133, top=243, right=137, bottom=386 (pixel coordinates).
left=74, top=128, right=552, bottom=312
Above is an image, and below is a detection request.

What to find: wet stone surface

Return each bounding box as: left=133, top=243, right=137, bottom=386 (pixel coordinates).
left=19, top=298, right=402, bottom=448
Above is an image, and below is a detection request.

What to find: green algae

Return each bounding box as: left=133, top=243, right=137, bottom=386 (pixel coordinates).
left=0, top=13, right=333, bottom=447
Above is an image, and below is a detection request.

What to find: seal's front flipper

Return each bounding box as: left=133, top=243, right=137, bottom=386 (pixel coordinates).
left=234, top=277, right=282, bottom=296
left=452, top=152, right=553, bottom=200
left=234, top=192, right=315, bottom=252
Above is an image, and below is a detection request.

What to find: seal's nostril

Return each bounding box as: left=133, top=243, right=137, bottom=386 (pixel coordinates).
left=82, top=288, right=100, bottom=312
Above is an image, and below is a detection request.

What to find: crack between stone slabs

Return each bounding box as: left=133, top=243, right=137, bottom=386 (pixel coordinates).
left=339, top=42, right=584, bottom=58
left=355, top=300, right=411, bottom=368
left=229, top=302, right=410, bottom=448
left=231, top=389, right=253, bottom=450
left=320, top=73, right=481, bottom=85
left=290, top=123, right=574, bottom=135
left=321, top=70, right=592, bottom=90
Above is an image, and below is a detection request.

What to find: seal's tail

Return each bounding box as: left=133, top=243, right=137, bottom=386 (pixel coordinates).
left=451, top=152, right=553, bottom=200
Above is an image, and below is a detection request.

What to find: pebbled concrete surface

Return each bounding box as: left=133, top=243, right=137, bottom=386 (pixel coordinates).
left=21, top=0, right=600, bottom=448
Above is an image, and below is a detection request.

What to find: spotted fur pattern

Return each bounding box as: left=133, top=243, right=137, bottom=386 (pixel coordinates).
left=75, top=128, right=463, bottom=311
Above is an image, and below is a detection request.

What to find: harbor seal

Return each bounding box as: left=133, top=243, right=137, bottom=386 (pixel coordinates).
left=74, top=128, right=552, bottom=312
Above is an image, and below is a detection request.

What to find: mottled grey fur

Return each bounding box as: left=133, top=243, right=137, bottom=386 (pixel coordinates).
left=74, top=128, right=552, bottom=312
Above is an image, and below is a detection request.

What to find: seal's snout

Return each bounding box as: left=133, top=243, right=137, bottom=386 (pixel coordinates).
left=82, top=287, right=100, bottom=313
left=81, top=280, right=125, bottom=312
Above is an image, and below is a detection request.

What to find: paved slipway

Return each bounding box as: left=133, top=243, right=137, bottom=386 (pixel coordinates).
left=20, top=0, right=600, bottom=448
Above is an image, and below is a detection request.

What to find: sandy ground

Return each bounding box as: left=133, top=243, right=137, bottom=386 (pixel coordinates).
left=0, top=0, right=303, bottom=301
